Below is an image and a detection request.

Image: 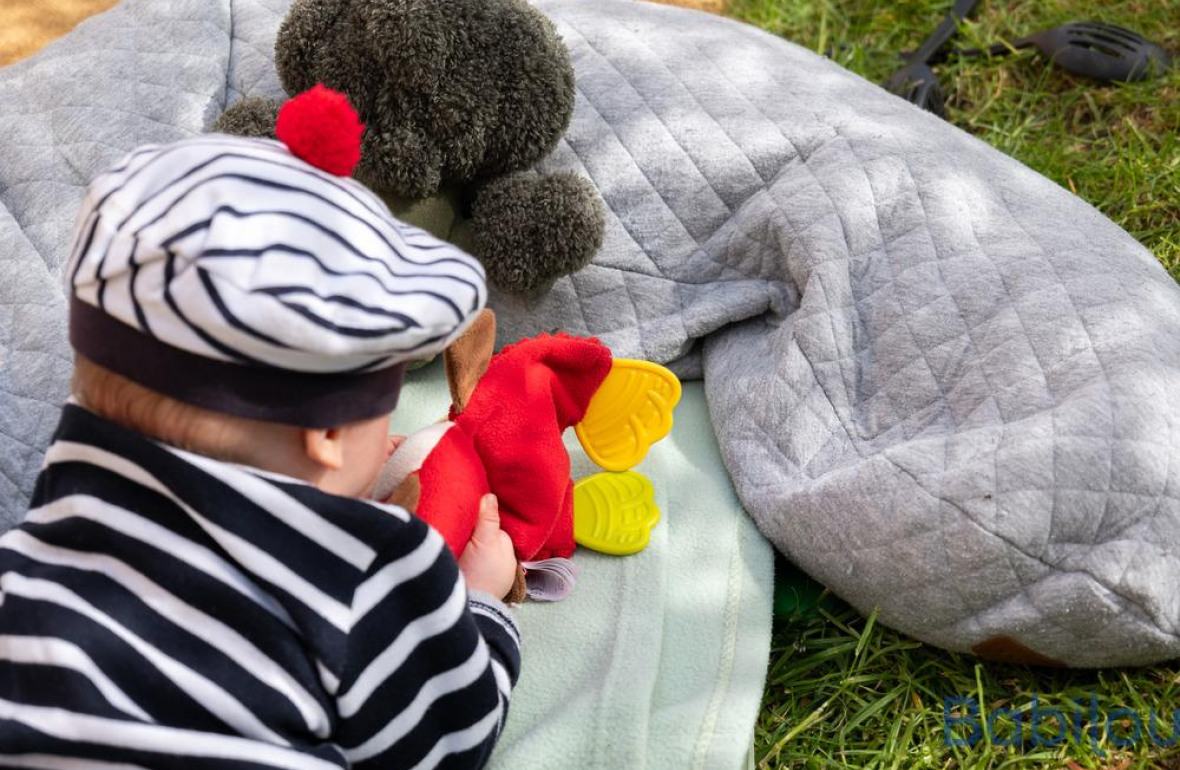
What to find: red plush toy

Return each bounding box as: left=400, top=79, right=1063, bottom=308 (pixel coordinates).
left=373, top=310, right=680, bottom=602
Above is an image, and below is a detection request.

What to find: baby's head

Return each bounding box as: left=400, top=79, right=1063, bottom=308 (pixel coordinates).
left=71, top=354, right=393, bottom=497
left=62, top=86, right=486, bottom=497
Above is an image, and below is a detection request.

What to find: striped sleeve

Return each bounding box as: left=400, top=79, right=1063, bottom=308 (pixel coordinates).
left=336, top=519, right=520, bottom=770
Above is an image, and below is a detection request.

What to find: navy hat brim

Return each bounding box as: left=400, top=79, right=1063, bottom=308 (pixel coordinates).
left=71, top=298, right=406, bottom=428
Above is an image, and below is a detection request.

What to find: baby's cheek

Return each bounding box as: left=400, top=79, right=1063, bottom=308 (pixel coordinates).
left=367, top=426, right=394, bottom=475
left=350, top=416, right=394, bottom=496
left=361, top=439, right=387, bottom=482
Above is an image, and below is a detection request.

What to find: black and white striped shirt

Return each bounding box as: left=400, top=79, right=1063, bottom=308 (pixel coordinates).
left=0, top=405, right=520, bottom=769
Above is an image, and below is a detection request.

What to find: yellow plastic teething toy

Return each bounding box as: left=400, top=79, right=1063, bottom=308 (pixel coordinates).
left=575, top=359, right=682, bottom=472
left=573, top=471, right=660, bottom=555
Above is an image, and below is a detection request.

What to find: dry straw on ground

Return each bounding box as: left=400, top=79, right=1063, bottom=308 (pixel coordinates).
left=0, top=0, right=726, bottom=70
left=0, top=0, right=120, bottom=66
left=644, top=0, right=729, bottom=14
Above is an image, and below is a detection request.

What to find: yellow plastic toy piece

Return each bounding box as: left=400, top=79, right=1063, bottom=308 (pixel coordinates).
left=575, top=359, right=682, bottom=472
left=573, top=471, right=660, bottom=555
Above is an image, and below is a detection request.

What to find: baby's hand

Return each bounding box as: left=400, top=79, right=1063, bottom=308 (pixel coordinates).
left=458, top=494, right=517, bottom=600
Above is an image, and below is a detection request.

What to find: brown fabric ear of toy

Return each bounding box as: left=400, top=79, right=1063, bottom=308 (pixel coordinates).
left=442, top=308, right=529, bottom=602
left=399, top=308, right=528, bottom=603
left=385, top=473, right=421, bottom=512
left=444, top=308, right=496, bottom=414
left=505, top=567, right=528, bottom=605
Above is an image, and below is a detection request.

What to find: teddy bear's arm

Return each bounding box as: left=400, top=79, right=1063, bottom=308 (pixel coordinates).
left=213, top=97, right=282, bottom=139
left=358, top=96, right=445, bottom=200
left=471, top=171, right=606, bottom=296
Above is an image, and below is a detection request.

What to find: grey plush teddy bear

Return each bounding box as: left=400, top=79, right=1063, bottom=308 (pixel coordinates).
left=216, top=0, right=605, bottom=297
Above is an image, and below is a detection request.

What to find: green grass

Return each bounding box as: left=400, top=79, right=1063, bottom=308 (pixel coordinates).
left=757, top=595, right=1180, bottom=769
left=728, top=0, right=1180, bottom=282
left=724, top=1, right=1180, bottom=767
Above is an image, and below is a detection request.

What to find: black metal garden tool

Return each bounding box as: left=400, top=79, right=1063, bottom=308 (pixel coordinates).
left=944, top=21, right=1172, bottom=82
left=883, top=0, right=980, bottom=117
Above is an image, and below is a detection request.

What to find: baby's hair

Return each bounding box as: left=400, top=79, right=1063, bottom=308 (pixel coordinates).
left=71, top=355, right=284, bottom=464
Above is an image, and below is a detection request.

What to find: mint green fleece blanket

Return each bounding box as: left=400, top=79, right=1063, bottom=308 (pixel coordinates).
left=390, top=363, right=773, bottom=769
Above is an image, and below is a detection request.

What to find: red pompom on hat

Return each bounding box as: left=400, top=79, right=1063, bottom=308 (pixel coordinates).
left=275, top=84, right=365, bottom=176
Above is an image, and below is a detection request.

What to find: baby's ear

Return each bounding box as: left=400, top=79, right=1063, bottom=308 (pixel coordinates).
left=444, top=309, right=496, bottom=414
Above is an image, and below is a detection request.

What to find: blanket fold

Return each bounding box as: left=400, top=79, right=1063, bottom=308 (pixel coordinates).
left=2, top=0, right=1179, bottom=667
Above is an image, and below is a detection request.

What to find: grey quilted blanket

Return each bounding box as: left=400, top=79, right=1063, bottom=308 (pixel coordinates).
left=1, top=0, right=1178, bottom=667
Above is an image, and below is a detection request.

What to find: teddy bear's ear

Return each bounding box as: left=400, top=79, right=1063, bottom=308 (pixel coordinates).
left=275, top=0, right=350, bottom=96
left=444, top=309, right=497, bottom=414
left=361, top=0, right=452, bottom=91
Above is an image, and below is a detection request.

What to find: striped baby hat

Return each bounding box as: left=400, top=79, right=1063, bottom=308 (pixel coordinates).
left=65, top=85, right=487, bottom=427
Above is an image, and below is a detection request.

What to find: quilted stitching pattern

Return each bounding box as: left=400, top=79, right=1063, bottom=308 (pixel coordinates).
left=0, top=0, right=1177, bottom=666
left=504, top=2, right=1179, bottom=666
left=0, top=0, right=287, bottom=529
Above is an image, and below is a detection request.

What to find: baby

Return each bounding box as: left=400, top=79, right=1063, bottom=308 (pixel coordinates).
left=0, top=96, right=520, bottom=769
